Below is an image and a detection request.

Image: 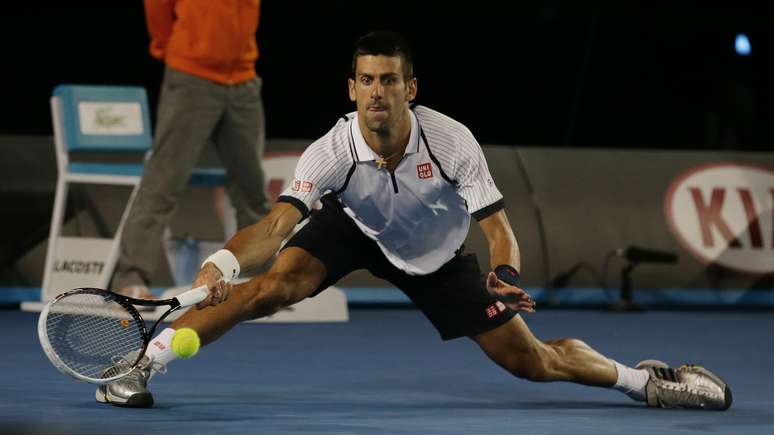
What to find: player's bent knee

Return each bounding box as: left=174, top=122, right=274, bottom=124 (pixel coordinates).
left=476, top=321, right=563, bottom=382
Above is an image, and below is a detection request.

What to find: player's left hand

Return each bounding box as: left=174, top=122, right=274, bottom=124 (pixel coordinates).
left=486, top=271, right=536, bottom=313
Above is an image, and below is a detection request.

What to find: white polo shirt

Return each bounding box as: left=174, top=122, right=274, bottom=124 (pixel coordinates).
left=278, top=105, right=504, bottom=275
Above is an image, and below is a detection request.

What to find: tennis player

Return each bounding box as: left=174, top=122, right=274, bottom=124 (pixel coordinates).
left=97, top=31, right=731, bottom=410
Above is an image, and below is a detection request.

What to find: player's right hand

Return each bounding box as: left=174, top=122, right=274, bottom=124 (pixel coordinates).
left=193, top=262, right=233, bottom=309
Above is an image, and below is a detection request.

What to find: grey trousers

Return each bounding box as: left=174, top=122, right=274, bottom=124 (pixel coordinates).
left=112, top=67, right=269, bottom=290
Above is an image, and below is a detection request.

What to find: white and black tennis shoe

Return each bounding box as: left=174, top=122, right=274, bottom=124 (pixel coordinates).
left=636, top=359, right=732, bottom=410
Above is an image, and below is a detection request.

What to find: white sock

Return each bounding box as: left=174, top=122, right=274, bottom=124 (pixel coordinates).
left=611, top=360, right=649, bottom=402
left=144, top=328, right=178, bottom=379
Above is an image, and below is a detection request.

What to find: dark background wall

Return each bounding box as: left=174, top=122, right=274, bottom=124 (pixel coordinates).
left=2, top=1, right=772, bottom=150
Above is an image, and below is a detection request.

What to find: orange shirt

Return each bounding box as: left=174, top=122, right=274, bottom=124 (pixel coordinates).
left=144, top=0, right=261, bottom=85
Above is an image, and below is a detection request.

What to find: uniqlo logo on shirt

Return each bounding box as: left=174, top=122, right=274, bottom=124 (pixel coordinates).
left=417, top=163, right=433, bottom=179
left=292, top=180, right=313, bottom=192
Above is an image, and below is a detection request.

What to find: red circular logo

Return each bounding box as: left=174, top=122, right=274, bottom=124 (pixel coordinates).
left=664, top=162, right=774, bottom=274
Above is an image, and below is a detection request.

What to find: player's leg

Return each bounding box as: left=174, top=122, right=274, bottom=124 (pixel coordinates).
left=389, top=254, right=621, bottom=387
left=112, top=67, right=226, bottom=294
left=98, top=196, right=368, bottom=407
left=472, top=315, right=618, bottom=386
left=97, top=246, right=326, bottom=407
left=163, top=196, right=366, bottom=354
left=170, top=246, right=326, bottom=345
left=473, top=313, right=731, bottom=409
left=386, top=252, right=731, bottom=410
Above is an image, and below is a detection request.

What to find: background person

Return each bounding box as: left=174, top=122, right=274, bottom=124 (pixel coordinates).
left=111, top=0, right=271, bottom=297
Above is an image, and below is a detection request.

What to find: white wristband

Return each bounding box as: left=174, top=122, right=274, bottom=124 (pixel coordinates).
left=201, top=249, right=240, bottom=282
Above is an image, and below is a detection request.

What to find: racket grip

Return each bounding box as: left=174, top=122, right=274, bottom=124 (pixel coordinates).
left=175, top=285, right=209, bottom=307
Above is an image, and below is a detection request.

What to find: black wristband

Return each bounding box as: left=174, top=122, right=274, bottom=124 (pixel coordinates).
left=494, top=264, right=520, bottom=286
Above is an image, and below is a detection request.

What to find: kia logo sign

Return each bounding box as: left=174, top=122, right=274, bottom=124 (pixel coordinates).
left=664, top=163, right=774, bottom=274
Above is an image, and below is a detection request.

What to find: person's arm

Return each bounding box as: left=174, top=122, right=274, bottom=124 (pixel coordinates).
left=477, top=209, right=520, bottom=271
left=225, top=202, right=303, bottom=272
left=478, top=210, right=535, bottom=313
left=445, top=121, right=533, bottom=312
left=194, top=202, right=302, bottom=307
left=143, top=0, right=176, bottom=60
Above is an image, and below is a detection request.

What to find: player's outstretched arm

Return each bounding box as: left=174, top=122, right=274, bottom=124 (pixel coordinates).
left=225, top=202, right=303, bottom=273
left=195, top=202, right=302, bottom=307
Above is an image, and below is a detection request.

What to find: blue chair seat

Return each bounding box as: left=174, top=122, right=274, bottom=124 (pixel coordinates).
left=68, top=162, right=227, bottom=186
left=68, top=162, right=144, bottom=177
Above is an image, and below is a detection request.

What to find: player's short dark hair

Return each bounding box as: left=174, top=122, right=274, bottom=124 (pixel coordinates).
left=351, top=31, right=414, bottom=82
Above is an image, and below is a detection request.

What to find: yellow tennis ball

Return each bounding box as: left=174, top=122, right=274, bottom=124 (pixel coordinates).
left=171, top=328, right=200, bottom=359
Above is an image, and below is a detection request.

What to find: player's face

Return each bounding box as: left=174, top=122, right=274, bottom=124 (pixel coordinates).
left=348, top=55, right=417, bottom=134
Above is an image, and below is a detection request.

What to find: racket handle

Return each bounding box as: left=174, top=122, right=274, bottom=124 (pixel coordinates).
left=175, top=285, right=209, bottom=307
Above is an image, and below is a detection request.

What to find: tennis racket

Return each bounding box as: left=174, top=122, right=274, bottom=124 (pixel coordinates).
left=37, top=285, right=208, bottom=384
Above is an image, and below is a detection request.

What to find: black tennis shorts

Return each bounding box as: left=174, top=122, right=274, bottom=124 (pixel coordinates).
left=283, top=195, right=515, bottom=340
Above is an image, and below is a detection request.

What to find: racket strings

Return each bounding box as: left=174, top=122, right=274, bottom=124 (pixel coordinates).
left=44, top=293, right=146, bottom=380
